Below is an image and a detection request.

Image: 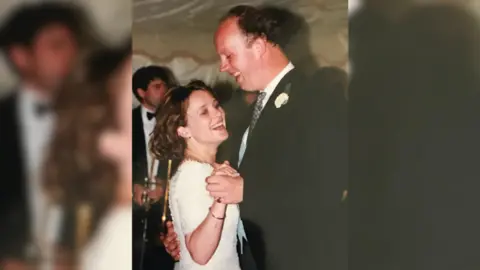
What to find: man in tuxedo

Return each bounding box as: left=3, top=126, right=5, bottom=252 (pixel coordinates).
left=132, top=65, right=177, bottom=270
left=163, top=5, right=347, bottom=270
left=0, top=2, right=84, bottom=266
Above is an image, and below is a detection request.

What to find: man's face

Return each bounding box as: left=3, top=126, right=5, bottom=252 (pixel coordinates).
left=138, top=78, right=167, bottom=109
left=12, top=24, right=78, bottom=91
left=214, top=18, right=261, bottom=91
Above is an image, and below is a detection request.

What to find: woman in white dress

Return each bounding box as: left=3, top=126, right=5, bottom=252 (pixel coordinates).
left=150, top=80, right=242, bottom=270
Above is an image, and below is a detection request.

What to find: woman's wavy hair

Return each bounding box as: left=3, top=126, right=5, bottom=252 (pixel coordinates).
left=150, top=79, right=218, bottom=161
left=43, top=38, right=131, bottom=256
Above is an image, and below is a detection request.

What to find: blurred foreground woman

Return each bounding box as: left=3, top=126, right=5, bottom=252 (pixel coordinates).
left=43, top=39, right=132, bottom=269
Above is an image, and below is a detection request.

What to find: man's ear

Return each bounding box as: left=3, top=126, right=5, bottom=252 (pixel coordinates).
left=8, top=46, right=30, bottom=72
left=177, top=126, right=191, bottom=139
left=137, top=88, right=146, bottom=100
left=251, top=37, right=267, bottom=58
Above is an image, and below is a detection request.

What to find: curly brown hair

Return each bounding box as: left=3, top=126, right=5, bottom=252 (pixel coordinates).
left=42, top=39, right=131, bottom=259
left=150, top=79, right=218, bottom=161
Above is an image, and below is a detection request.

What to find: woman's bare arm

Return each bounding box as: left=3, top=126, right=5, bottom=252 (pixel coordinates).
left=184, top=201, right=226, bottom=265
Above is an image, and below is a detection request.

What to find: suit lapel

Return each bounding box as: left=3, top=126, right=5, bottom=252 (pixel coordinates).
left=0, top=92, right=30, bottom=255
left=132, top=107, right=148, bottom=183
left=0, top=93, right=25, bottom=180
left=0, top=93, right=26, bottom=194
left=238, top=69, right=297, bottom=171
left=247, top=69, right=296, bottom=141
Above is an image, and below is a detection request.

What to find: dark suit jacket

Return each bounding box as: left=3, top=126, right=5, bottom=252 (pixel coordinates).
left=227, top=69, right=347, bottom=270
left=132, top=106, right=149, bottom=186
left=0, top=92, right=30, bottom=259
left=132, top=106, right=175, bottom=270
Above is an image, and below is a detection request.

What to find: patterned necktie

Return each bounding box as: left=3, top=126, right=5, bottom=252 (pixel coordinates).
left=237, top=92, right=266, bottom=249
left=248, top=91, right=267, bottom=137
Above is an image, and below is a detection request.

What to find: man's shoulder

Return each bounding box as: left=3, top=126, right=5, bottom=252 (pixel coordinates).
left=0, top=90, right=16, bottom=105
left=0, top=92, right=18, bottom=143
left=296, top=68, right=347, bottom=106
left=132, top=106, right=143, bottom=125
left=0, top=91, right=17, bottom=118
left=132, top=105, right=141, bottom=115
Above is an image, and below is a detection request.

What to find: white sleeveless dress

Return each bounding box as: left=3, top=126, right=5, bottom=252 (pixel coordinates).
left=169, top=160, right=241, bottom=270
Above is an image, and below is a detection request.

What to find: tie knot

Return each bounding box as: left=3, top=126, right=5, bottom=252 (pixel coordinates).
left=146, top=112, right=155, bottom=120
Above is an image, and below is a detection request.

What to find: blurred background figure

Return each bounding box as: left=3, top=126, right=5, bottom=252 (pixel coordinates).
left=44, top=39, right=132, bottom=270
left=131, top=65, right=177, bottom=270
left=0, top=0, right=131, bottom=269
left=349, top=1, right=480, bottom=270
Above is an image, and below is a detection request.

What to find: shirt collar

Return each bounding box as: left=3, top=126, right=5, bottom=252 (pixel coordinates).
left=18, top=84, right=53, bottom=118
left=20, top=84, right=51, bottom=104
left=141, top=105, right=156, bottom=123
left=261, top=62, right=294, bottom=105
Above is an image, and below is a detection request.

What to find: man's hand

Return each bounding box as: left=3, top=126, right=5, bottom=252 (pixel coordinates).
left=133, top=184, right=145, bottom=205
left=212, top=161, right=239, bottom=177
left=133, top=183, right=164, bottom=205
left=147, top=179, right=164, bottom=202
left=160, top=221, right=180, bottom=261
left=206, top=169, right=244, bottom=204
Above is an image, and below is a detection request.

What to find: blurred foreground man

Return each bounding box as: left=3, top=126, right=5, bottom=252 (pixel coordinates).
left=0, top=2, right=86, bottom=268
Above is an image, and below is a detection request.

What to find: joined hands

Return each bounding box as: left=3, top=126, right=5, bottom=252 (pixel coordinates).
left=207, top=161, right=244, bottom=204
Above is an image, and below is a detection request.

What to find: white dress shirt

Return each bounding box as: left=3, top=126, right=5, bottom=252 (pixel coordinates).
left=141, top=106, right=159, bottom=178
left=17, top=85, right=62, bottom=270
left=238, top=62, right=295, bottom=166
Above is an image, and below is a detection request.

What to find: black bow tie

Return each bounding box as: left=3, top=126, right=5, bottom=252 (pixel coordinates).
left=146, top=112, right=155, bottom=120
left=35, top=103, right=51, bottom=116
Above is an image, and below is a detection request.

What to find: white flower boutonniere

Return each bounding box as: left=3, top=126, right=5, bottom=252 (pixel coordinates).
left=274, top=83, right=291, bottom=109
left=274, top=93, right=289, bottom=108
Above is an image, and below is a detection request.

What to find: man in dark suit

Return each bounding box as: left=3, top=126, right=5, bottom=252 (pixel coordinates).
left=0, top=3, right=84, bottom=266
left=163, top=5, right=347, bottom=270
left=132, top=65, right=178, bottom=270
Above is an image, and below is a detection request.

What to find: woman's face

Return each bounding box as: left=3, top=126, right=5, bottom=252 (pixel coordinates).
left=178, top=90, right=228, bottom=147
